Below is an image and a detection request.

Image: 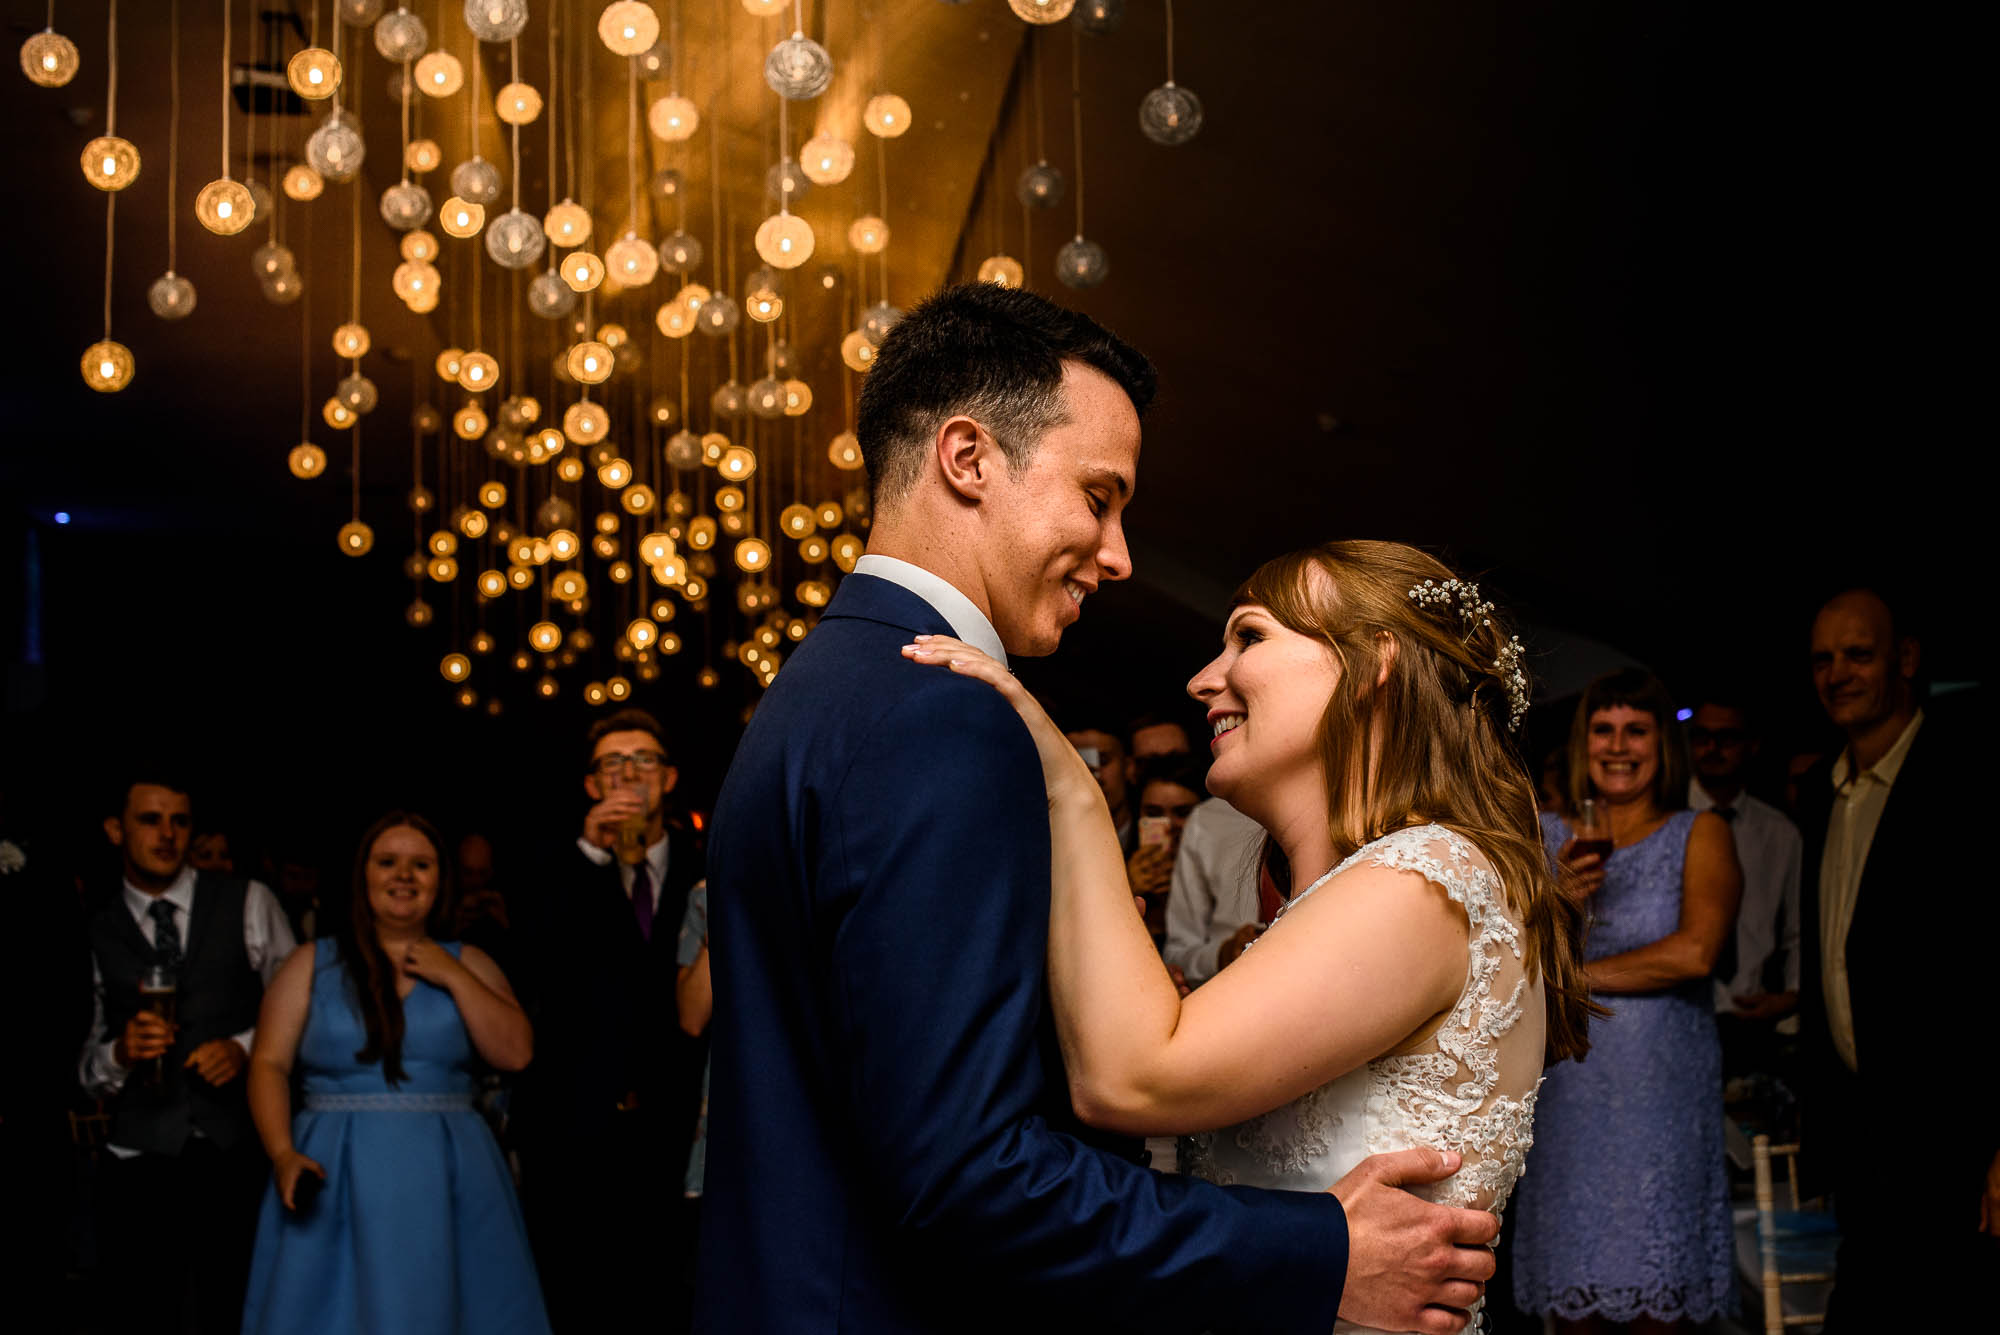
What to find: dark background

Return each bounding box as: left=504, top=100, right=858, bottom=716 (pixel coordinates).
left=1, top=3, right=1976, bottom=886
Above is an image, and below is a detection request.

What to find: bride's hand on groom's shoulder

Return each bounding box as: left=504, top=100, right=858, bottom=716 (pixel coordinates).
left=900, top=635, right=1097, bottom=804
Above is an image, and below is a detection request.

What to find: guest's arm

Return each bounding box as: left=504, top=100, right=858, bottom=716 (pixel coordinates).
left=247, top=943, right=323, bottom=1209
left=1587, top=811, right=1742, bottom=994
left=404, top=940, right=533, bottom=1071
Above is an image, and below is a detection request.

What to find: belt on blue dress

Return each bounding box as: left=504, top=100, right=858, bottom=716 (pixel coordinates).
left=302, top=1091, right=478, bottom=1112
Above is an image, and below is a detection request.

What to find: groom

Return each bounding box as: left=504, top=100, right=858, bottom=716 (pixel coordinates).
left=696, top=285, right=1497, bottom=1334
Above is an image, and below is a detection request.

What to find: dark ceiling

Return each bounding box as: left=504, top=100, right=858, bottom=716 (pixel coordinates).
left=0, top=2, right=1975, bottom=859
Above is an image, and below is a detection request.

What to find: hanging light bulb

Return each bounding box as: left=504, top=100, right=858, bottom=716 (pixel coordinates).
left=861, top=300, right=904, bottom=346
left=782, top=380, right=813, bottom=416
left=337, top=520, right=375, bottom=556
left=605, top=232, right=660, bottom=286
left=196, top=178, right=255, bottom=234
left=598, top=2, right=660, bottom=56
left=450, top=157, right=502, bottom=205
left=1074, top=0, right=1124, bottom=31
left=147, top=272, right=196, bottom=320
left=81, top=340, right=134, bottom=393
left=528, top=268, right=578, bottom=318
left=719, top=445, right=758, bottom=480
left=840, top=330, right=876, bottom=372
left=1017, top=160, right=1065, bottom=208
left=542, top=198, right=592, bottom=248
left=657, top=230, right=703, bottom=274
left=439, top=196, right=485, bottom=237
left=741, top=0, right=786, bottom=14
left=1008, top=0, right=1076, bottom=22
left=827, top=430, right=863, bottom=470
left=435, top=347, right=465, bottom=382
left=398, top=231, right=439, bottom=265
left=978, top=254, right=1025, bottom=288
left=648, top=94, right=698, bottom=141
left=339, top=0, right=386, bottom=21
left=710, top=382, right=746, bottom=420
left=598, top=457, right=634, bottom=489
left=799, top=133, right=855, bottom=186
left=282, top=164, right=325, bottom=201
left=458, top=350, right=500, bottom=392
left=415, top=50, right=463, bottom=97
left=561, top=250, right=606, bottom=291
left=405, top=138, right=443, bottom=173
left=486, top=209, right=546, bottom=268
left=332, top=322, right=371, bottom=359
left=374, top=8, right=428, bottom=61
left=768, top=340, right=800, bottom=376
left=863, top=93, right=911, bottom=138
left=306, top=110, right=365, bottom=182
left=697, top=293, right=742, bottom=337
left=379, top=181, right=433, bottom=230
left=80, top=136, right=140, bottom=191
left=563, top=400, right=609, bottom=444
left=567, top=341, right=614, bottom=384
left=288, top=442, right=327, bottom=478
left=1055, top=236, right=1108, bottom=289
left=287, top=47, right=341, bottom=99
left=495, top=80, right=542, bottom=124
left=263, top=270, right=304, bottom=305
left=744, top=268, right=783, bottom=323
left=848, top=215, right=890, bottom=254
left=622, top=485, right=657, bottom=516
left=655, top=283, right=708, bottom=337
left=755, top=212, right=815, bottom=269
left=465, top=0, right=529, bottom=40
left=454, top=402, right=489, bottom=438
left=746, top=378, right=785, bottom=419
left=1140, top=82, right=1203, bottom=145
left=763, top=157, right=812, bottom=204
left=20, top=29, right=80, bottom=87
left=764, top=30, right=833, bottom=100
left=734, top=538, right=772, bottom=574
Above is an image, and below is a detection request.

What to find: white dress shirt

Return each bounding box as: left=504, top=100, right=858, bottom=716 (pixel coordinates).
left=853, top=553, right=1009, bottom=668
left=1689, top=780, right=1804, bottom=1013
left=577, top=832, right=672, bottom=911
left=1162, top=798, right=1266, bottom=986
left=81, top=867, right=297, bottom=1157
left=1819, top=709, right=1923, bottom=1072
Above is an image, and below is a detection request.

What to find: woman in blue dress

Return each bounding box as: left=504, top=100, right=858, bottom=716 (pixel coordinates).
left=241, top=812, right=548, bottom=1335
left=1511, top=669, right=1741, bottom=1332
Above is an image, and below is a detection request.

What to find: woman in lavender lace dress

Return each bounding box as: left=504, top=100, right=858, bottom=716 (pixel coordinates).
left=1510, top=670, right=1741, bottom=1332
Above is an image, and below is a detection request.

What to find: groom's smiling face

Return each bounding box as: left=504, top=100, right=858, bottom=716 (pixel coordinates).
left=978, top=362, right=1140, bottom=657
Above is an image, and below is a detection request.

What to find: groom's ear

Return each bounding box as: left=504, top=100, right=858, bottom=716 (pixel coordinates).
left=935, top=416, right=997, bottom=503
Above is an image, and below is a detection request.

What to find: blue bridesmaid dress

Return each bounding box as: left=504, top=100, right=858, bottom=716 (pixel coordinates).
left=241, top=941, right=551, bottom=1334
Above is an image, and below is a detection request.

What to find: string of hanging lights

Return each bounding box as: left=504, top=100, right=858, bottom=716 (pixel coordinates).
left=26, top=0, right=1209, bottom=711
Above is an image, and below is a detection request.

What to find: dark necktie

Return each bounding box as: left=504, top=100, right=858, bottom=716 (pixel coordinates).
left=149, top=898, right=183, bottom=970
left=630, top=861, right=654, bottom=943
left=1712, top=805, right=1739, bottom=987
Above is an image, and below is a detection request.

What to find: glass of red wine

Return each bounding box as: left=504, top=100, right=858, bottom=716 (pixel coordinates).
left=1572, top=799, right=1613, bottom=927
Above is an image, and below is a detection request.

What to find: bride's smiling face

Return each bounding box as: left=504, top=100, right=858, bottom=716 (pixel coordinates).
left=1187, top=603, right=1341, bottom=822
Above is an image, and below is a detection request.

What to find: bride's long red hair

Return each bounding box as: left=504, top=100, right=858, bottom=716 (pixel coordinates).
left=1237, top=540, right=1597, bottom=1062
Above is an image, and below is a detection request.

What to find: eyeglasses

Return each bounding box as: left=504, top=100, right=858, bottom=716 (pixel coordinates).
left=592, top=750, right=665, bottom=776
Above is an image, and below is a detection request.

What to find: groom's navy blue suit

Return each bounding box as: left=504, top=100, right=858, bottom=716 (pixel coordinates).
left=696, top=573, right=1347, bottom=1334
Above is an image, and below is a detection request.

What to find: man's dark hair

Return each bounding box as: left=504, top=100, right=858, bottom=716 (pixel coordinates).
left=855, top=283, right=1157, bottom=507
left=1133, top=753, right=1209, bottom=803
left=107, top=770, right=196, bottom=819
left=584, top=708, right=669, bottom=772
left=1125, top=711, right=1194, bottom=752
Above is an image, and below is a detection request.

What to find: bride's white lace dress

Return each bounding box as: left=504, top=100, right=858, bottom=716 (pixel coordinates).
left=1179, top=825, right=1545, bottom=1335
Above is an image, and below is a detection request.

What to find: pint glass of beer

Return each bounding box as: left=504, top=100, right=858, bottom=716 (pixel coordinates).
left=138, top=964, right=178, bottom=1085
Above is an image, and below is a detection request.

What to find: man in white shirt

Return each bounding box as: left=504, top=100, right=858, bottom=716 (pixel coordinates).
left=1162, top=796, right=1266, bottom=988
left=83, top=775, right=295, bottom=1334
left=1684, top=697, right=1804, bottom=1073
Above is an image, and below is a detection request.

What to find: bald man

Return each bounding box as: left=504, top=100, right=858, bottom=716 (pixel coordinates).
left=1796, top=589, right=1998, bottom=1325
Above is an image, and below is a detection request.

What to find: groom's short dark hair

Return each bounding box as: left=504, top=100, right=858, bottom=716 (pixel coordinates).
left=856, top=283, right=1157, bottom=507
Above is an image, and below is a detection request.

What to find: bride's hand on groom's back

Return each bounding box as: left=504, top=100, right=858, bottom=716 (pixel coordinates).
left=900, top=635, right=1099, bottom=806
left=1332, top=1147, right=1498, bottom=1335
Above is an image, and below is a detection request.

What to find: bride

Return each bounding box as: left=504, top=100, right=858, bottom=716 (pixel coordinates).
left=905, top=539, right=1595, bottom=1334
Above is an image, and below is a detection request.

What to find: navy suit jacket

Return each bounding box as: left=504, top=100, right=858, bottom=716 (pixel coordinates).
left=695, top=573, right=1347, bottom=1334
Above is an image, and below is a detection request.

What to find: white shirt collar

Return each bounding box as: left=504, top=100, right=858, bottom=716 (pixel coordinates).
left=124, top=864, right=197, bottom=923
left=1830, top=708, right=1924, bottom=790
left=853, top=554, right=1009, bottom=668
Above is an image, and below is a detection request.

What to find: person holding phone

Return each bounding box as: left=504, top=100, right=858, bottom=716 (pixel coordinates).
left=1128, top=754, right=1206, bottom=947
left=240, top=812, right=546, bottom=1335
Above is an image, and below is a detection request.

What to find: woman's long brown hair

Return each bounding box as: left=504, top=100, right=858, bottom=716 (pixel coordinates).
left=338, top=812, right=456, bottom=1084
left=1238, top=541, right=1598, bottom=1062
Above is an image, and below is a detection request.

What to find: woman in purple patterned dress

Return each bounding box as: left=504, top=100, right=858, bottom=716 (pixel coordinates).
left=1511, top=669, right=1742, bottom=1332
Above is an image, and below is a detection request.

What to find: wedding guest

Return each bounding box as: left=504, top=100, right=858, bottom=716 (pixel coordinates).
left=1686, top=694, right=1803, bottom=1076
left=240, top=812, right=547, bottom=1334
left=1126, top=712, right=1193, bottom=763
left=0, top=797, right=93, bottom=1319
left=1511, top=669, right=1742, bottom=1332
left=1064, top=719, right=1135, bottom=850
left=191, top=828, right=236, bottom=874
left=1794, top=589, right=1998, bottom=1325
left=453, top=832, right=516, bottom=978
left=1128, top=754, right=1205, bottom=944
left=82, top=773, right=296, bottom=1334
left=513, top=708, right=707, bottom=1334
left=1160, top=795, right=1264, bottom=987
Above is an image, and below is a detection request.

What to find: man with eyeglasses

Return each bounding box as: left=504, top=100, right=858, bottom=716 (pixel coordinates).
left=513, top=707, right=708, bottom=1334
left=1685, top=696, right=1803, bottom=1058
